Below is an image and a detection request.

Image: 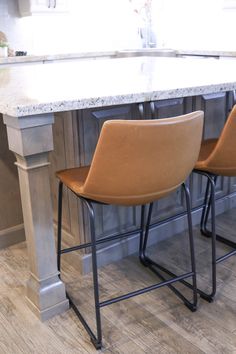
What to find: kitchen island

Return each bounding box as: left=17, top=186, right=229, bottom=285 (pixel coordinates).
left=0, top=56, right=236, bottom=321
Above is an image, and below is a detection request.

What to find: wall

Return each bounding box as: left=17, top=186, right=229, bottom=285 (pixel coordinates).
left=0, top=114, right=24, bottom=249
left=0, top=0, right=142, bottom=55
left=0, top=0, right=235, bottom=55
left=152, top=0, right=236, bottom=50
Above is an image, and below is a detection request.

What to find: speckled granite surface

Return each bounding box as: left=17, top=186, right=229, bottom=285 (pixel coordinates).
left=1, top=56, right=236, bottom=118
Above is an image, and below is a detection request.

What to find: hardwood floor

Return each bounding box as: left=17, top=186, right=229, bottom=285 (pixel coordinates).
left=1, top=208, right=236, bottom=353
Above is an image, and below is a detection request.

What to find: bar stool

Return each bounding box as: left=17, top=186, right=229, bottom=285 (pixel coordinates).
left=194, top=105, right=236, bottom=302
left=56, top=111, right=203, bottom=349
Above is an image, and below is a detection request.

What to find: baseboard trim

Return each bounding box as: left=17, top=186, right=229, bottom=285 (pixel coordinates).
left=0, top=223, right=25, bottom=249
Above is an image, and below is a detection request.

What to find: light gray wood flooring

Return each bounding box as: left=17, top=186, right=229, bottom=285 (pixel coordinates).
left=1, top=209, right=236, bottom=354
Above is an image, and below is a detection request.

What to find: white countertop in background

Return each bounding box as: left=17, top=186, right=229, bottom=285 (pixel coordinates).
left=1, top=56, right=236, bottom=118
left=0, top=51, right=118, bottom=65
left=177, top=49, right=236, bottom=57
left=0, top=49, right=177, bottom=65
left=1, top=48, right=236, bottom=66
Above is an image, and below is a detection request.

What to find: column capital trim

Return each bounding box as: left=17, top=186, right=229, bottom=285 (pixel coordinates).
left=3, top=113, right=54, bottom=129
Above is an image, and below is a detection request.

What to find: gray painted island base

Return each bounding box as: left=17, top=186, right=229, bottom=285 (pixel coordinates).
left=3, top=113, right=69, bottom=320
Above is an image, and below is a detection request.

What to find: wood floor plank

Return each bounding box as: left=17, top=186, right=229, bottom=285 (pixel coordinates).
left=156, top=304, right=236, bottom=354
left=1, top=208, right=236, bottom=353
left=0, top=293, right=93, bottom=354
left=199, top=295, right=236, bottom=333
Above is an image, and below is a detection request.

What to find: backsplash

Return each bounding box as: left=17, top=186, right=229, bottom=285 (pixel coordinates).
left=0, top=0, right=235, bottom=56
left=0, top=0, right=144, bottom=55
left=153, top=0, right=236, bottom=51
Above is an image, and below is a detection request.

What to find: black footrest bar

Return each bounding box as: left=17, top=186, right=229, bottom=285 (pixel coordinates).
left=142, top=257, right=197, bottom=311
left=216, top=249, right=236, bottom=264
left=61, top=227, right=142, bottom=254
left=146, top=261, right=196, bottom=311
left=202, top=227, right=236, bottom=249
left=201, top=228, right=236, bottom=264
left=144, top=256, right=214, bottom=303
left=99, top=271, right=193, bottom=308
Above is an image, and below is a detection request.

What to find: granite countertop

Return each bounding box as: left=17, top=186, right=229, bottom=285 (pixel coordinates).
left=1, top=56, right=236, bottom=118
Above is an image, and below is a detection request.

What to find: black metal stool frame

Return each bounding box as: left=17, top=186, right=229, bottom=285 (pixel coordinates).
left=192, top=169, right=236, bottom=302
left=57, top=181, right=198, bottom=350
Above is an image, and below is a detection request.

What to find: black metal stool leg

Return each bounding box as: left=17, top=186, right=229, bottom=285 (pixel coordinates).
left=139, top=204, right=153, bottom=266
left=200, top=176, right=218, bottom=238
left=138, top=186, right=198, bottom=312
left=57, top=181, right=63, bottom=274
left=83, top=199, right=102, bottom=350
left=201, top=174, right=217, bottom=301
left=182, top=183, right=198, bottom=308
left=142, top=203, right=154, bottom=257
left=193, top=171, right=217, bottom=302
left=200, top=177, right=211, bottom=236
left=199, top=171, right=236, bottom=253
left=209, top=175, right=217, bottom=300
left=59, top=196, right=103, bottom=350
left=139, top=204, right=146, bottom=265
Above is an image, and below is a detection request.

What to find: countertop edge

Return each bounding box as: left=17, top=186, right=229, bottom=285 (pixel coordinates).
left=3, top=83, right=236, bottom=118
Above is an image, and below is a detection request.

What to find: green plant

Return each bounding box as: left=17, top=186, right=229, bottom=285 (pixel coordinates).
left=0, top=41, right=8, bottom=48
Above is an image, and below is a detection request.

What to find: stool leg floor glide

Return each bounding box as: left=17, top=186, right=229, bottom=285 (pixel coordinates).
left=57, top=181, right=198, bottom=349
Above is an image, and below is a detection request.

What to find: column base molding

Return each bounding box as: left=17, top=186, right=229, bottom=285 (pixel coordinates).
left=26, top=273, right=69, bottom=321
left=26, top=296, right=69, bottom=322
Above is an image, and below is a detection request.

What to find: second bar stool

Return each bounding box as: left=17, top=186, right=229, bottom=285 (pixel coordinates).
left=56, top=111, right=203, bottom=349
left=194, top=104, right=236, bottom=302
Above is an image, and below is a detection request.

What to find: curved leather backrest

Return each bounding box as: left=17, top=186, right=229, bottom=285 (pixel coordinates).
left=201, top=105, right=236, bottom=176
left=82, top=111, right=204, bottom=205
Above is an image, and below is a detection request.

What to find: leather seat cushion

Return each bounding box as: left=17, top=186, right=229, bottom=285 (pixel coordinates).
left=56, top=166, right=90, bottom=195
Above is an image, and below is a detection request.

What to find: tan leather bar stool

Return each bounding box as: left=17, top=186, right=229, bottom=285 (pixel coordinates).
left=56, top=111, right=203, bottom=349
left=194, top=104, right=236, bottom=302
